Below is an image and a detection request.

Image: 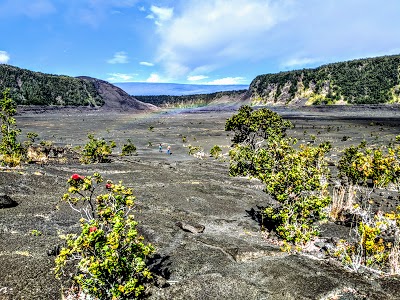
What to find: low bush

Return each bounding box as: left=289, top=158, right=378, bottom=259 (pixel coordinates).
left=188, top=145, right=203, bottom=155
left=0, top=89, right=25, bottom=166
left=333, top=208, right=400, bottom=274
left=226, top=105, right=331, bottom=245
left=80, top=133, right=116, bottom=164
left=121, top=139, right=137, bottom=156
left=263, top=143, right=332, bottom=244
left=210, top=145, right=222, bottom=158
left=55, top=173, right=155, bottom=300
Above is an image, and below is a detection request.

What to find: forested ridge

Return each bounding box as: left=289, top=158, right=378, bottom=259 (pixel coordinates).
left=0, top=64, right=104, bottom=106
left=250, top=54, right=400, bottom=105
left=135, top=89, right=248, bottom=107
left=2, top=53, right=400, bottom=108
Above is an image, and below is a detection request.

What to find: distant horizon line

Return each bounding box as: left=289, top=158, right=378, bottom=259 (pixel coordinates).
left=113, top=81, right=250, bottom=86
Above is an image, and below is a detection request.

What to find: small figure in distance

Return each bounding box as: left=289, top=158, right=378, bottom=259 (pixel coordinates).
left=167, top=145, right=171, bottom=155
left=159, top=143, right=162, bottom=152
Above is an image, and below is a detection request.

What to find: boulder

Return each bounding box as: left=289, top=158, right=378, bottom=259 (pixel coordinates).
left=0, top=194, right=18, bottom=209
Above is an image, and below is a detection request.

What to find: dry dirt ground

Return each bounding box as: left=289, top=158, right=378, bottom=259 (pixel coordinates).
left=1, top=105, right=400, bottom=299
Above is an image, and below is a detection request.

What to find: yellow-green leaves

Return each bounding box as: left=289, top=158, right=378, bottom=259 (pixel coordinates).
left=226, top=106, right=331, bottom=245
left=80, top=133, right=116, bottom=164
left=55, top=173, right=155, bottom=300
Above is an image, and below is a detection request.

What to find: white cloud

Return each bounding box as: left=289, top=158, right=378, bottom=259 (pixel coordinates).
left=140, top=61, right=154, bottom=67
left=146, top=73, right=164, bottom=82
left=154, top=0, right=294, bottom=79
left=107, top=73, right=137, bottom=82
left=0, top=51, right=10, bottom=64
left=281, top=57, right=321, bottom=69
left=206, top=77, right=246, bottom=85
left=187, top=75, right=208, bottom=81
left=107, top=52, right=129, bottom=64
left=148, top=5, right=173, bottom=26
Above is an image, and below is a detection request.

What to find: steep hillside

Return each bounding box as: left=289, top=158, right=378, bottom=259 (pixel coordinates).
left=115, top=82, right=249, bottom=96
left=0, top=64, right=156, bottom=110
left=250, top=54, right=400, bottom=105
left=135, top=89, right=249, bottom=108
left=77, top=77, right=157, bottom=110
left=0, top=64, right=104, bottom=106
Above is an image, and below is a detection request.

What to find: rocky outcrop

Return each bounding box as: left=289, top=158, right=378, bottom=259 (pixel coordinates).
left=250, top=54, right=400, bottom=105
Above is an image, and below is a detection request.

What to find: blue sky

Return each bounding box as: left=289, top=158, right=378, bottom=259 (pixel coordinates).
left=1, top=0, right=399, bottom=85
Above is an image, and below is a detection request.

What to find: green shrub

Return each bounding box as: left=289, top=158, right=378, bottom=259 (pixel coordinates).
left=80, top=133, right=116, bottom=164
left=188, top=145, right=202, bottom=155
left=39, top=140, right=53, bottom=147
left=55, top=173, right=155, bottom=300
left=210, top=145, right=222, bottom=158
left=0, top=89, right=25, bottom=166
left=24, top=132, right=39, bottom=147
left=338, top=142, right=400, bottom=189
left=333, top=210, right=400, bottom=274
left=226, top=106, right=331, bottom=245
left=30, top=229, right=42, bottom=236
left=263, top=143, right=331, bottom=244
left=121, top=139, right=137, bottom=156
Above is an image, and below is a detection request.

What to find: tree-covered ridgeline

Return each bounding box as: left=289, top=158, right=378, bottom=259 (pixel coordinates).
left=135, top=90, right=248, bottom=107
left=250, top=54, right=400, bottom=105
left=0, top=64, right=104, bottom=106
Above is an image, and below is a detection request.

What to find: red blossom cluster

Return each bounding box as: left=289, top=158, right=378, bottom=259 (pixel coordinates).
left=71, top=174, right=84, bottom=181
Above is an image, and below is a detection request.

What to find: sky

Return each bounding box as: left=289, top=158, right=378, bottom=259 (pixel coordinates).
left=0, top=0, right=400, bottom=85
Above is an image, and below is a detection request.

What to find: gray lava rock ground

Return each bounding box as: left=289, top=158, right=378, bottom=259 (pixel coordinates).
left=1, top=106, right=400, bottom=299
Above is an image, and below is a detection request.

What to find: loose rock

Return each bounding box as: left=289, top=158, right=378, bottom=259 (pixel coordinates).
left=0, top=194, right=18, bottom=209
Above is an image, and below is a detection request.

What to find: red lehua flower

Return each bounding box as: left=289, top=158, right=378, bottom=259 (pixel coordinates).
left=89, top=226, right=97, bottom=233
left=71, top=174, right=81, bottom=180
left=105, top=183, right=112, bottom=189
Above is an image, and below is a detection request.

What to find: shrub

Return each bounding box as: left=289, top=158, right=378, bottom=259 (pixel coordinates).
left=210, top=145, right=222, bottom=158
left=0, top=89, right=25, bottom=166
left=338, top=142, right=400, bottom=193
left=225, top=105, right=292, bottom=149
left=80, top=133, right=116, bottom=164
left=225, top=105, right=293, bottom=177
left=226, top=106, right=331, bottom=245
left=331, top=142, right=400, bottom=274
left=55, top=173, right=155, bottom=300
left=24, top=132, right=39, bottom=147
left=188, top=145, right=203, bottom=155
left=263, top=143, right=331, bottom=244
left=333, top=209, right=400, bottom=274
left=30, top=229, right=42, bottom=236
left=121, top=139, right=137, bottom=156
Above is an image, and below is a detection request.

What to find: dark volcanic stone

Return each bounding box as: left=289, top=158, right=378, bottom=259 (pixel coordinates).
left=0, top=194, right=18, bottom=209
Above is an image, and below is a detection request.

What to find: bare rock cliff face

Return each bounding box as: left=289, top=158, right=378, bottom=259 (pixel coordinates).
left=78, top=76, right=158, bottom=111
